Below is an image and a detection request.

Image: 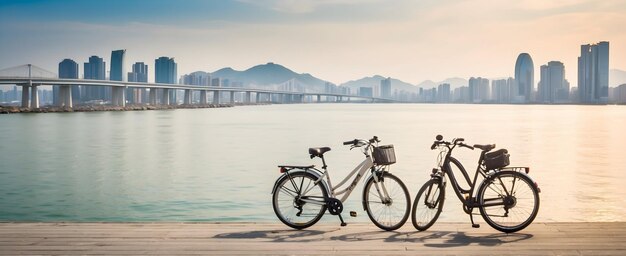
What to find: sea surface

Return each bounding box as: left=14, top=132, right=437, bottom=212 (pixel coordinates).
left=1, top=104, right=625, bottom=223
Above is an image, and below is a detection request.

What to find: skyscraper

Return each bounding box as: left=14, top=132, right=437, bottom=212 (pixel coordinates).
left=56, top=59, right=79, bottom=105
left=538, top=61, right=568, bottom=103
left=514, top=53, right=534, bottom=103
left=128, top=62, right=148, bottom=104
left=128, top=62, right=148, bottom=82
left=155, top=57, right=177, bottom=104
left=110, top=50, right=126, bottom=81
left=380, top=77, right=391, bottom=99
left=491, top=78, right=515, bottom=103
left=469, top=77, right=489, bottom=103
left=578, top=41, right=609, bottom=104
left=155, top=57, right=177, bottom=84
left=83, top=56, right=106, bottom=101
left=437, top=83, right=450, bottom=103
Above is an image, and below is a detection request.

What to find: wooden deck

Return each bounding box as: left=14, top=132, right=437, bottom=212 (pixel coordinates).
left=1, top=222, right=625, bottom=255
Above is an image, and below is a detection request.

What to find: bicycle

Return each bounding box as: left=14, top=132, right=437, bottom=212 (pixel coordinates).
left=271, top=136, right=410, bottom=231
left=411, top=135, right=540, bottom=233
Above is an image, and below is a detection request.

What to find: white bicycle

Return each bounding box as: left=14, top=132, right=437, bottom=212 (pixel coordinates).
left=271, top=136, right=410, bottom=231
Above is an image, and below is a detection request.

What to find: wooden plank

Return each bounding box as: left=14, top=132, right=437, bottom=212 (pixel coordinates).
left=0, top=222, right=625, bottom=255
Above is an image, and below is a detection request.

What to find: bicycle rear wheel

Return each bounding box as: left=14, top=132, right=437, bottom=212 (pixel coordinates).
left=362, top=172, right=410, bottom=231
left=272, top=172, right=328, bottom=229
left=411, top=178, right=445, bottom=231
left=478, top=171, right=539, bottom=233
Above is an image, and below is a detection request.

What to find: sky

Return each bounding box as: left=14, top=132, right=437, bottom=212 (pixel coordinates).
left=1, top=0, right=625, bottom=86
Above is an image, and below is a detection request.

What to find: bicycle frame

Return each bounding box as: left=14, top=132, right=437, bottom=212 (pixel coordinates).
left=297, top=148, right=388, bottom=206
left=436, top=145, right=508, bottom=210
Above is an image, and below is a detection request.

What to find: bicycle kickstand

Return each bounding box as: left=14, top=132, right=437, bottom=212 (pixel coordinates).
left=338, top=214, right=347, bottom=227
left=469, top=211, right=480, bottom=228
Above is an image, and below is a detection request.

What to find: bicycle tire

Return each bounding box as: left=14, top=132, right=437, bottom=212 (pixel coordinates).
left=478, top=170, right=540, bottom=233
left=272, top=171, right=328, bottom=229
left=411, top=178, right=445, bottom=231
left=362, top=172, right=410, bottom=231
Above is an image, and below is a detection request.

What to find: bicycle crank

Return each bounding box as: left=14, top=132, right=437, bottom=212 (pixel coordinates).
left=326, top=198, right=347, bottom=227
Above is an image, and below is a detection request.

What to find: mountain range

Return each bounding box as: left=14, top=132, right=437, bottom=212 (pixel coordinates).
left=201, top=62, right=626, bottom=93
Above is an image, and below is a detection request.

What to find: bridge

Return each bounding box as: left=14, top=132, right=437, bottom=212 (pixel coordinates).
left=0, top=64, right=395, bottom=109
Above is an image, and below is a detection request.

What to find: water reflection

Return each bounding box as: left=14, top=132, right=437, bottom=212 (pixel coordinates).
left=0, top=104, right=625, bottom=222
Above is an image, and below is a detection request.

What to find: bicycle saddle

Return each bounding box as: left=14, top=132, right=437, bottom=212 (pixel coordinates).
left=309, top=147, right=331, bottom=158
left=473, top=144, right=495, bottom=152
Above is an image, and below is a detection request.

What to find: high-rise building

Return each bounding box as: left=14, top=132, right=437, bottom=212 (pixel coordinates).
left=538, top=61, right=569, bottom=103
left=155, top=57, right=177, bottom=84
left=578, top=41, right=609, bottom=103
left=469, top=77, right=489, bottom=103
left=491, top=78, right=515, bottom=103
left=83, top=55, right=106, bottom=101
left=128, top=62, right=148, bottom=83
left=110, top=50, right=126, bottom=81
left=55, top=59, right=80, bottom=105
left=358, top=87, right=373, bottom=97
left=453, top=86, right=470, bottom=103
left=155, top=57, right=177, bottom=104
left=437, top=83, right=450, bottom=103
left=180, top=71, right=210, bottom=86
left=514, top=53, right=534, bottom=103
left=380, top=77, right=391, bottom=99
left=128, top=62, right=148, bottom=104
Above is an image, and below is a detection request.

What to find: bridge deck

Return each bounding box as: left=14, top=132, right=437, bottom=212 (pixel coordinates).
left=1, top=222, right=625, bottom=255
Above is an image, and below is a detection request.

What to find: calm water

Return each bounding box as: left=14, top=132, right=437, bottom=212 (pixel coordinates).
left=1, top=104, right=625, bottom=222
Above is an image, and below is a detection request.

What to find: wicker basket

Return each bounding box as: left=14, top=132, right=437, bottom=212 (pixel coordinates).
left=373, top=145, right=396, bottom=165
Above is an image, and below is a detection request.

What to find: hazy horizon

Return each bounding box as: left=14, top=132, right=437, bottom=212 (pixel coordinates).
left=1, top=0, right=625, bottom=86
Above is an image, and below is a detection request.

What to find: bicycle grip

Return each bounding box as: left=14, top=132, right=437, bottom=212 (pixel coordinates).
left=343, top=139, right=357, bottom=145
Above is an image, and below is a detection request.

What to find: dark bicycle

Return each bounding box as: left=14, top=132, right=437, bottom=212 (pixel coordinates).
left=411, top=135, right=540, bottom=233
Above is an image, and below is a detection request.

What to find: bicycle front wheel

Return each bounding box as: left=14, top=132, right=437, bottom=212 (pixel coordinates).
left=362, top=172, right=410, bottom=231
left=272, top=172, right=328, bottom=229
left=411, top=178, right=445, bottom=231
left=478, top=171, right=540, bottom=233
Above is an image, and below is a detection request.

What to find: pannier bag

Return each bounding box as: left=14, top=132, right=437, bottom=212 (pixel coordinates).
left=373, top=145, right=396, bottom=165
left=484, top=149, right=510, bottom=170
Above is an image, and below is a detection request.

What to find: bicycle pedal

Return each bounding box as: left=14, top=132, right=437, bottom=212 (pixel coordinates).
left=472, top=224, right=480, bottom=228
left=349, top=211, right=357, bottom=217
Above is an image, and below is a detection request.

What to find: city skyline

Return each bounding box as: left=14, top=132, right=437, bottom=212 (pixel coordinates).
left=1, top=0, right=625, bottom=86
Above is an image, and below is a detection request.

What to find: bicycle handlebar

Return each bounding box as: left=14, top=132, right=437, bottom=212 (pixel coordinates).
left=430, top=135, right=474, bottom=150
left=343, top=136, right=380, bottom=146
left=343, top=139, right=358, bottom=145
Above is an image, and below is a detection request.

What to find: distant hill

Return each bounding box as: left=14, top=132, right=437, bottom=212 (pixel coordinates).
left=339, top=75, right=418, bottom=93
left=610, top=69, right=626, bottom=87
left=211, top=62, right=328, bottom=91
left=416, top=77, right=468, bottom=90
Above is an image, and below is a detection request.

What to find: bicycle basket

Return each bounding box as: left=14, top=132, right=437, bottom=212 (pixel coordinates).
left=373, top=145, right=396, bottom=165
left=484, top=149, right=510, bottom=170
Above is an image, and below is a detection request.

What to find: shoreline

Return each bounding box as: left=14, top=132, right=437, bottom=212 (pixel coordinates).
left=0, top=103, right=270, bottom=114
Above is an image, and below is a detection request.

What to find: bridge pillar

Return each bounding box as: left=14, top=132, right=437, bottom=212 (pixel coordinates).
left=111, top=87, right=118, bottom=106
left=30, top=85, right=39, bottom=108
left=119, top=87, right=126, bottom=107
left=245, top=92, right=251, bottom=104
left=229, top=91, right=235, bottom=104
left=255, top=92, right=260, bottom=103
left=149, top=89, right=157, bottom=105
left=20, top=85, right=30, bottom=108
left=58, top=85, right=72, bottom=108
left=162, top=89, right=170, bottom=105
left=200, top=91, right=207, bottom=105
left=213, top=91, right=220, bottom=104
left=184, top=89, right=192, bottom=105
left=316, top=95, right=321, bottom=103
